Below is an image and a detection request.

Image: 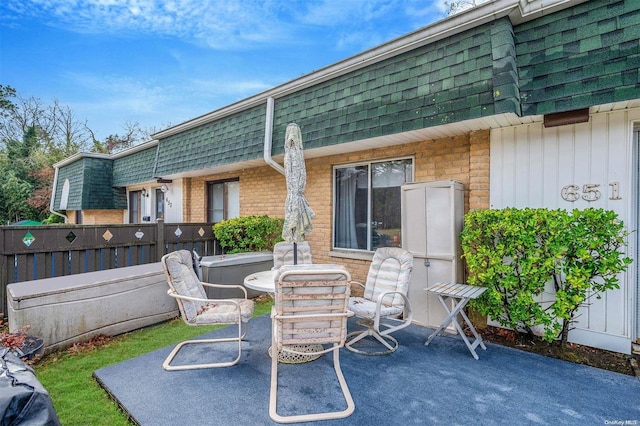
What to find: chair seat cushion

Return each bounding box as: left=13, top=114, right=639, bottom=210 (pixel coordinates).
left=348, top=297, right=403, bottom=319
left=190, top=299, right=255, bottom=325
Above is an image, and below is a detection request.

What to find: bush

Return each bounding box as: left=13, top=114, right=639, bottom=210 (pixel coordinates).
left=213, top=215, right=284, bottom=253
left=461, top=208, right=631, bottom=347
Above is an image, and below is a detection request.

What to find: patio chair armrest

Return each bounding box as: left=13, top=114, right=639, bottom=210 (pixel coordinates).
left=349, top=280, right=366, bottom=290
left=167, top=289, right=244, bottom=309
left=200, top=281, right=249, bottom=298
left=373, top=291, right=413, bottom=322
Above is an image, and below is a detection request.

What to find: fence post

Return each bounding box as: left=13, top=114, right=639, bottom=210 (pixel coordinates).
left=156, top=219, right=165, bottom=261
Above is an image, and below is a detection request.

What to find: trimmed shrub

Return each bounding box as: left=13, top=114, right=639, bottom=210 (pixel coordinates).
left=461, top=208, right=631, bottom=347
left=213, top=215, right=284, bottom=254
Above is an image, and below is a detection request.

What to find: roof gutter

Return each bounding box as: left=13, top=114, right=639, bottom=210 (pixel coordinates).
left=263, top=97, right=285, bottom=175
left=49, top=165, right=68, bottom=223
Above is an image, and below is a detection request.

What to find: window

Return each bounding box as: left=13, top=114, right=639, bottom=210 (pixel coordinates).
left=207, top=179, right=239, bottom=222
left=333, top=158, right=413, bottom=251
left=129, top=190, right=142, bottom=223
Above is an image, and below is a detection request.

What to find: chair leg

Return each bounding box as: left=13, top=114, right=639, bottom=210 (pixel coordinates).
left=269, top=344, right=355, bottom=423
left=345, top=328, right=399, bottom=355
left=163, top=320, right=247, bottom=371
left=345, top=315, right=411, bottom=356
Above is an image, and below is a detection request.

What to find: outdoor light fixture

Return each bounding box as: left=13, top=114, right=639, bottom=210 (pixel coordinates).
left=141, top=188, right=148, bottom=197
left=543, top=108, right=589, bottom=128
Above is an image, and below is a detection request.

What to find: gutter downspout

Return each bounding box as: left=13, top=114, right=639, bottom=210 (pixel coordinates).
left=49, top=166, right=68, bottom=223
left=263, top=97, right=285, bottom=176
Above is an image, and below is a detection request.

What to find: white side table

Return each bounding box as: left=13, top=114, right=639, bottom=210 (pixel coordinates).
left=424, top=282, right=487, bottom=360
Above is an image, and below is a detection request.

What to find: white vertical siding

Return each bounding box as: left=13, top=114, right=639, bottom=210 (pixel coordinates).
left=490, top=108, right=640, bottom=353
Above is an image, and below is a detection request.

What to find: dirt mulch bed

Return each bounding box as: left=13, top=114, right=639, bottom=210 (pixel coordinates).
left=473, top=325, right=639, bottom=377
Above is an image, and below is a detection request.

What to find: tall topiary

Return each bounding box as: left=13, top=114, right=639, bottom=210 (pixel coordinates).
left=213, top=215, right=284, bottom=254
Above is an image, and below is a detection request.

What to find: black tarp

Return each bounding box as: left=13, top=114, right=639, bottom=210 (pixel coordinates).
left=0, top=349, right=60, bottom=425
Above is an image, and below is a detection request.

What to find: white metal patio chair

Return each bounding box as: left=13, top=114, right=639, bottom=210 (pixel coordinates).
left=161, top=250, right=254, bottom=371
left=345, top=247, right=414, bottom=355
left=272, top=241, right=312, bottom=269
left=269, top=264, right=355, bottom=423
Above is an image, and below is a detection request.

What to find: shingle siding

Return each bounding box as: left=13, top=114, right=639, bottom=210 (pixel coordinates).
left=516, top=0, right=640, bottom=115
left=271, top=22, right=499, bottom=156
left=55, top=158, right=126, bottom=210
left=113, top=146, right=158, bottom=187
left=154, top=104, right=266, bottom=177
left=55, top=160, right=84, bottom=210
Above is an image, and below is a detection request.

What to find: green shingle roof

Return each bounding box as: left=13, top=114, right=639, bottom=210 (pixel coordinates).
left=153, top=104, right=266, bottom=177
left=113, top=145, right=158, bottom=187
left=54, top=157, right=126, bottom=210
left=517, top=0, right=640, bottom=115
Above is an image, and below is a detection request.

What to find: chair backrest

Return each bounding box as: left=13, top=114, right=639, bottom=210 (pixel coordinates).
left=272, top=241, right=313, bottom=269
left=162, top=250, right=207, bottom=322
left=363, top=247, right=413, bottom=308
left=274, top=264, right=351, bottom=347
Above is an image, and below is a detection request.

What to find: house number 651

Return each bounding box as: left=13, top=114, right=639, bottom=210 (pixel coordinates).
left=561, top=182, right=622, bottom=202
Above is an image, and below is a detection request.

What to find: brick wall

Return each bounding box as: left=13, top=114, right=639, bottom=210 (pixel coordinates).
left=182, top=131, right=489, bottom=283
left=80, top=210, right=125, bottom=224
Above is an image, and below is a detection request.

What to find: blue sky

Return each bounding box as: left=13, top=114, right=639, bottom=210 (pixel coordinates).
left=1, top=0, right=450, bottom=141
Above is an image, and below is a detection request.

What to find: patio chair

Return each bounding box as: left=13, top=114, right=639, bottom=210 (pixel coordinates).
left=272, top=241, right=312, bottom=269
left=161, top=250, right=254, bottom=371
left=270, top=264, right=355, bottom=423
left=345, top=247, right=413, bottom=355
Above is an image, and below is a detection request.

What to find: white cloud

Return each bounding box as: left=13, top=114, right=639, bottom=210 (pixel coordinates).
left=5, top=0, right=441, bottom=51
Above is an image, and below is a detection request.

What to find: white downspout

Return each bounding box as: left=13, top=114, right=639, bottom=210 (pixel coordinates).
left=263, top=97, right=285, bottom=175
left=49, top=166, right=68, bottom=223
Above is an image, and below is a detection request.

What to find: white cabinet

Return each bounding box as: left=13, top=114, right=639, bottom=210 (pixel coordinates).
left=401, top=180, right=464, bottom=326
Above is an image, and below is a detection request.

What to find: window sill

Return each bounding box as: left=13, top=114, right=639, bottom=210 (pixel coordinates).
left=329, top=250, right=374, bottom=262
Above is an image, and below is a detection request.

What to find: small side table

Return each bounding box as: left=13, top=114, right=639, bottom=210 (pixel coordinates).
left=424, top=282, right=487, bottom=360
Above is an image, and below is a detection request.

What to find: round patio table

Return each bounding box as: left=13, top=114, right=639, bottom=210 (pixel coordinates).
left=244, top=270, right=277, bottom=293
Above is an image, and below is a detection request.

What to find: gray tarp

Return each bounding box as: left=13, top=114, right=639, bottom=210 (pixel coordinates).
left=0, top=349, right=60, bottom=425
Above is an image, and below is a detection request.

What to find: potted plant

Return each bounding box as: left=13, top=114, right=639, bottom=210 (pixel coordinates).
left=0, top=313, right=44, bottom=363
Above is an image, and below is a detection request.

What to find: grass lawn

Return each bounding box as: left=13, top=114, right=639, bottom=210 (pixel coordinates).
left=35, top=297, right=273, bottom=426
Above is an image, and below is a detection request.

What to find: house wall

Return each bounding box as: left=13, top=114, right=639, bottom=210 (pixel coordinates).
left=490, top=107, right=640, bottom=354
left=182, top=130, right=490, bottom=283
left=79, top=210, right=125, bottom=225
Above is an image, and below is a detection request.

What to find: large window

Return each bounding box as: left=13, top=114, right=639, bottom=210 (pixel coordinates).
left=207, top=179, right=239, bottom=222
left=333, top=158, right=413, bottom=251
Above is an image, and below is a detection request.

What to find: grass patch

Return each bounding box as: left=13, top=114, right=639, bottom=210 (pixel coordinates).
left=35, top=297, right=273, bottom=425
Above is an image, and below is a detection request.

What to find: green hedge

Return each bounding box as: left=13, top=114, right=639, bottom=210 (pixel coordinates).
left=461, top=208, right=631, bottom=347
left=213, top=215, right=284, bottom=254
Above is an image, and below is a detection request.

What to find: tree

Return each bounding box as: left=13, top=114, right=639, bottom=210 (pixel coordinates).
left=444, top=0, right=488, bottom=16
left=0, top=86, right=166, bottom=223
left=88, top=120, right=151, bottom=154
